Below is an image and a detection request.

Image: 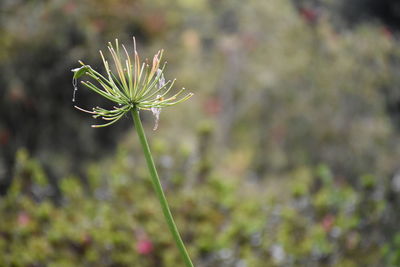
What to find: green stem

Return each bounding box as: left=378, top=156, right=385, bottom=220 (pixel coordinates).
left=131, top=108, right=194, bottom=267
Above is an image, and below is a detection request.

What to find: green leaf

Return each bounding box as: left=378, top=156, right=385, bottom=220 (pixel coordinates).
left=71, top=65, right=91, bottom=79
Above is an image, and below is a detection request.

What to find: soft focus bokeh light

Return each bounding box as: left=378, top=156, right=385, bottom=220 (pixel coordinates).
left=1, top=0, right=400, bottom=266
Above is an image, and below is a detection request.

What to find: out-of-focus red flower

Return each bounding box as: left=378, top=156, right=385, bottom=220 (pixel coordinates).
left=382, top=27, right=393, bottom=40
left=203, top=97, right=222, bottom=116
left=136, top=238, right=154, bottom=255
left=241, top=32, right=259, bottom=51
left=92, top=19, right=106, bottom=33
left=80, top=233, right=92, bottom=246
left=0, top=130, right=10, bottom=146
left=63, top=2, right=77, bottom=14
left=17, top=212, right=30, bottom=227
left=143, top=12, right=167, bottom=36
left=299, top=7, right=318, bottom=24
left=322, top=214, right=335, bottom=232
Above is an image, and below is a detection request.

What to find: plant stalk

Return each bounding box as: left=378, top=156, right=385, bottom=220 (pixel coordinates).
left=131, top=108, right=194, bottom=267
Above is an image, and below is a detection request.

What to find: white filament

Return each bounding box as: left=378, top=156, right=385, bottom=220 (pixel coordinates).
left=151, top=94, right=162, bottom=131
left=157, top=69, right=165, bottom=89
left=72, top=78, right=78, bottom=102
left=151, top=70, right=165, bottom=131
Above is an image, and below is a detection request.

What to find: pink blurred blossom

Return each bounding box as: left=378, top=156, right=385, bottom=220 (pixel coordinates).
left=203, top=97, right=222, bottom=116
left=0, top=130, right=10, bottom=146
left=299, top=7, right=318, bottom=24
left=322, top=214, right=335, bottom=232
left=63, top=2, right=77, bottom=14
left=136, top=238, right=153, bottom=255
left=17, top=212, right=30, bottom=227
left=382, top=27, right=393, bottom=40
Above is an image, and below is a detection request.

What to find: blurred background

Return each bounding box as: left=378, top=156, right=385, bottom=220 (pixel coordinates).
left=1, top=0, right=400, bottom=266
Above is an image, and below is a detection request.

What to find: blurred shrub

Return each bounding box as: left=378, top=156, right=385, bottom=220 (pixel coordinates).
left=1, top=0, right=400, bottom=189
left=0, top=148, right=397, bottom=266
left=1, top=0, right=400, bottom=266
left=293, top=0, right=400, bottom=30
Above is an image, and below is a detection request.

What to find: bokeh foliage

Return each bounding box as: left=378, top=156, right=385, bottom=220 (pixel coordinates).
left=1, top=0, right=400, bottom=266
left=0, top=148, right=391, bottom=266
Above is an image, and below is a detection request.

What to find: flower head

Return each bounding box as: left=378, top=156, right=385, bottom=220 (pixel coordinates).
left=72, top=37, right=193, bottom=128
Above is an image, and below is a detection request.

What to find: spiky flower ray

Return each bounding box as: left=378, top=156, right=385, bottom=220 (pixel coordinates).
left=72, top=37, right=193, bottom=128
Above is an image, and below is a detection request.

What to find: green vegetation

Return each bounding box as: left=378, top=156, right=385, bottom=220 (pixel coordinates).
left=1, top=0, right=400, bottom=266
left=0, top=148, right=392, bottom=266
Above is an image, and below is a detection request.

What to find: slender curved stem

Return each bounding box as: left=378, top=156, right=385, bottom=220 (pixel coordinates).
left=131, top=108, right=194, bottom=267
